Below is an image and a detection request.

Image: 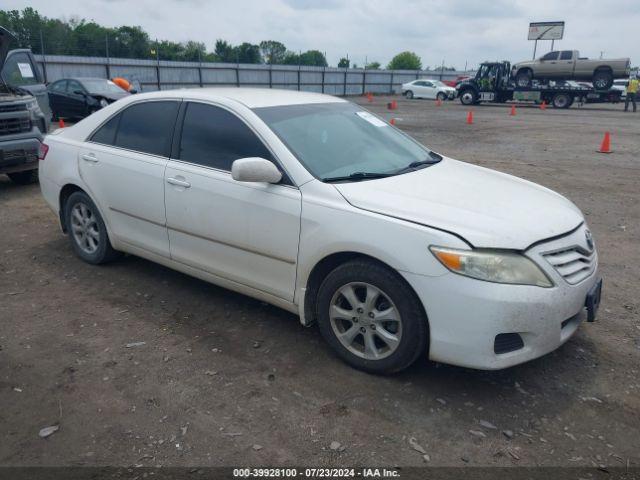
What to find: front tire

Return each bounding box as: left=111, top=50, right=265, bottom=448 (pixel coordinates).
left=316, top=259, right=428, bottom=374
left=405, top=90, right=414, bottom=99
left=459, top=88, right=477, bottom=105
left=436, top=92, right=446, bottom=101
left=64, top=191, right=121, bottom=264
left=8, top=170, right=38, bottom=185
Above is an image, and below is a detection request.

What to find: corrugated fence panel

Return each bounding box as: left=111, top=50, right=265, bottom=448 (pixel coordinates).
left=34, top=54, right=475, bottom=95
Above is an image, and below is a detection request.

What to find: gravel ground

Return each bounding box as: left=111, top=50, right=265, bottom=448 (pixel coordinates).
left=0, top=96, right=639, bottom=470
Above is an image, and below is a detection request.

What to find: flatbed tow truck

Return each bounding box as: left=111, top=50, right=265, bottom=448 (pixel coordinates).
left=456, top=61, right=622, bottom=109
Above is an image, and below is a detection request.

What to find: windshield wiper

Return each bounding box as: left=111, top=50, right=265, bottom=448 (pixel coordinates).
left=322, top=171, right=396, bottom=183
left=393, top=151, right=443, bottom=174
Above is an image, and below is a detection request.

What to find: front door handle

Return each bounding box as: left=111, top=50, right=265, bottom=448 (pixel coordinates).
left=167, top=177, right=191, bottom=188
left=81, top=153, right=98, bottom=163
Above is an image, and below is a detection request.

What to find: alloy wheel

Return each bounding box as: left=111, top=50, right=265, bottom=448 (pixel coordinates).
left=329, top=282, right=402, bottom=360
left=70, top=202, right=100, bottom=254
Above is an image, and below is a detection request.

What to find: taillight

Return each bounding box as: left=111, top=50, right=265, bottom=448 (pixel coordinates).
left=38, top=142, right=49, bottom=161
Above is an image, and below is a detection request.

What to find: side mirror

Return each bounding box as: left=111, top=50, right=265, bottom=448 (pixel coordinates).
left=129, top=89, right=138, bottom=94
left=231, top=157, right=282, bottom=184
left=73, top=89, right=85, bottom=95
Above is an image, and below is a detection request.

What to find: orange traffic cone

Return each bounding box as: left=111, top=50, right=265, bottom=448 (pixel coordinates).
left=367, top=92, right=373, bottom=102
left=466, top=111, right=473, bottom=124
left=510, top=104, right=516, bottom=116
left=58, top=118, right=65, bottom=128
left=390, top=118, right=396, bottom=125
left=598, top=132, right=612, bottom=153
left=540, top=101, right=547, bottom=110
left=392, top=99, right=398, bottom=110
left=436, top=98, right=442, bottom=107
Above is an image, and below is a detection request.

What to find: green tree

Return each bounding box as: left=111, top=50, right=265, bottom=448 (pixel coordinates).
left=337, top=57, right=350, bottom=68
left=181, top=40, right=207, bottom=62
left=235, top=42, right=261, bottom=64
left=365, top=61, right=381, bottom=70
left=259, top=40, right=287, bottom=64
left=299, top=50, right=327, bottom=67
left=387, top=51, right=422, bottom=70
left=214, top=39, right=235, bottom=62
left=282, top=51, right=300, bottom=65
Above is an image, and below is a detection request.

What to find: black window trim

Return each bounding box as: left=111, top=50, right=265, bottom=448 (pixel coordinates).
left=86, top=98, right=183, bottom=159
left=171, top=99, right=297, bottom=188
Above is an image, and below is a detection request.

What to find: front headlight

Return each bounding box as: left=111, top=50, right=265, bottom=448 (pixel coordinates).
left=430, top=246, right=553, bottom=287
left=25, top=98, right=40, bottom=111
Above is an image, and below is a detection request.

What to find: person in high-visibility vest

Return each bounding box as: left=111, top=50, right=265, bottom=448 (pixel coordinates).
left=625, top=75, right=639, bottom=112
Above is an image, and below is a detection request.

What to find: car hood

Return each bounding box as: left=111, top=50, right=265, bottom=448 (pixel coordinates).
left=88, top=91, right=130, bottom=101
left=0, top=27, right=14, bottom=69
left=332, top=158, right=584, bottom=250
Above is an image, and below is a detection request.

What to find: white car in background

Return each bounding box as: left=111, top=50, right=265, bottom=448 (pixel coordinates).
left=401, top=79, right=456, bottom=100
left=612, top=79, right=628, bottom=100
left=39, top=89, right=601, bottom=374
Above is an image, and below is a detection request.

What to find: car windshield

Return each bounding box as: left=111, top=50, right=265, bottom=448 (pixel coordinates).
left=254, top=102, right=440, bottom=181
left=81, top=79, right=126, bottom=95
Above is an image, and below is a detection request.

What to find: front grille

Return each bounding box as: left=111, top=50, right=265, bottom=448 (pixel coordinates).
left=0, top=104, right=28, bottom=113
left=543, top=246, right=596, bottom=285
left=494, top=333, right=524, bottom=354
left=0, top=117, right=31, bottom=135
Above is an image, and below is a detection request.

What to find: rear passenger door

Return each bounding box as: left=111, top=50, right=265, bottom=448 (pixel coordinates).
left=78, top=100, right=180, bottom=257
left=164, top=101, right=301, bottom=301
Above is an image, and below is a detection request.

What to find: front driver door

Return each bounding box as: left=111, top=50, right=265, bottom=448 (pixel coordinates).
left=66, top=80, right=89, bottom=118
left=164, top=101, right=301, bottom=301
left=422, top=81, right=437, bottom=99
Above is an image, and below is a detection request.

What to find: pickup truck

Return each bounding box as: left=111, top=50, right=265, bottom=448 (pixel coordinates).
left=512, top=50, right=631, bottom=90
left=1, top=26, right=49, bottom=184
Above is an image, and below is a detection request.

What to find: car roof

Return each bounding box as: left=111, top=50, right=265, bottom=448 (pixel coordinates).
left=133, top=87, right=348, bottom=109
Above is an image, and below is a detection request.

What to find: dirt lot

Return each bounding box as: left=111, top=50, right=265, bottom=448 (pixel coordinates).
left=1, top=96, right=639, bottom=470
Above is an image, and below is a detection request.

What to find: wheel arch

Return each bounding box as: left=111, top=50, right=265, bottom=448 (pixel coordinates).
left=58, top=183, right=112, bottom=238
left=593, top=65, right=613, bottom=74
left=302, top=251, right=429, bottom=332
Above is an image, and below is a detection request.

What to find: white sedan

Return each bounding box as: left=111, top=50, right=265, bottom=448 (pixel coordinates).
left=38, top=88, right=601, bottom=373
left=401, top=79, right=456, bottom=100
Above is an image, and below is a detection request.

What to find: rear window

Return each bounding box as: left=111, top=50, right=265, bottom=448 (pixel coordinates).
left=114, top=101, right=179, bottom=157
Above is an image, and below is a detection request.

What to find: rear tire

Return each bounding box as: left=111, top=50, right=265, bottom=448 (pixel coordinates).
left=552, top=93, right=573, bottom=109
left=515, top=69, right=532, bottom=87
left=64, top=191, right=122, bottom=264
left=592, top=70, right=613, bottom=90
left=8, top=170, right=38, bottom=185
left=405, top=90, right=414, bottom=99
left=316, top=259, right=428, bottom=374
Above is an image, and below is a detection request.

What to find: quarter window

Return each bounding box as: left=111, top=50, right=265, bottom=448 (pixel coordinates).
left=178, top=102, right=273, bottom=171
left=114, top=101, right=179, bottom=157
left=90, top=114, right=121, bottom=146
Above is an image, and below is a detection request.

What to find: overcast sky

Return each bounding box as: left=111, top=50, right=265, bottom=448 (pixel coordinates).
left=4, top=0, right=639, bottom=69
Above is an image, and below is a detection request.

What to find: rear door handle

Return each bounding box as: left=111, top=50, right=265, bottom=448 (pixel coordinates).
left=167, top=177, right=191, bottom=188
left=81, top=153, right=99, bottom=163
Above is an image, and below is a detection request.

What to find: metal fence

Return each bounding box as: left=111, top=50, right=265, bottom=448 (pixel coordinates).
left=33, top=54, right=475, bottom=95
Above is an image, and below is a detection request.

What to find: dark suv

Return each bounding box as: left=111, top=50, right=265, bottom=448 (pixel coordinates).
left=0, top=26, right=49, bottom=184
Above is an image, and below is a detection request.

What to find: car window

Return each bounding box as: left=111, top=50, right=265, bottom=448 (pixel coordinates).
left=541, top=51, right=559, bottom=61
left=50, top=80, right=67, bottom=93
left=560, top=51, right=573, bottom=60
left=424, top=81, right=433, bottom=87
left=1, top=52, right=40, bottom=86
left=67, top=80, right=83, bottom=94
left=90, top=113, right=121, bottom=146
left=114, top=101, right=180, bottom=157
left=178, top=102, right=273, bottom=171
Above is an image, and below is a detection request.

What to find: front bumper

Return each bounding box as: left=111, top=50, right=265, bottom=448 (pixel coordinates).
left=0, top=129, right=42, bottom=173
left=401, top=226, right=599, bottom=370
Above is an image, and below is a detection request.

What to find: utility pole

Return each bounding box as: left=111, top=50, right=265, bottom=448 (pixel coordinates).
left=39, top=30, right=48, bottom=83
left=105, top=34, right=111, bottom=79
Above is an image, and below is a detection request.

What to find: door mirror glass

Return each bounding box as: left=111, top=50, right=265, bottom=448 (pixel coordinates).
left=231, top=157, right=282, bottom=183
left=73, top=89, right=85, bottom=95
